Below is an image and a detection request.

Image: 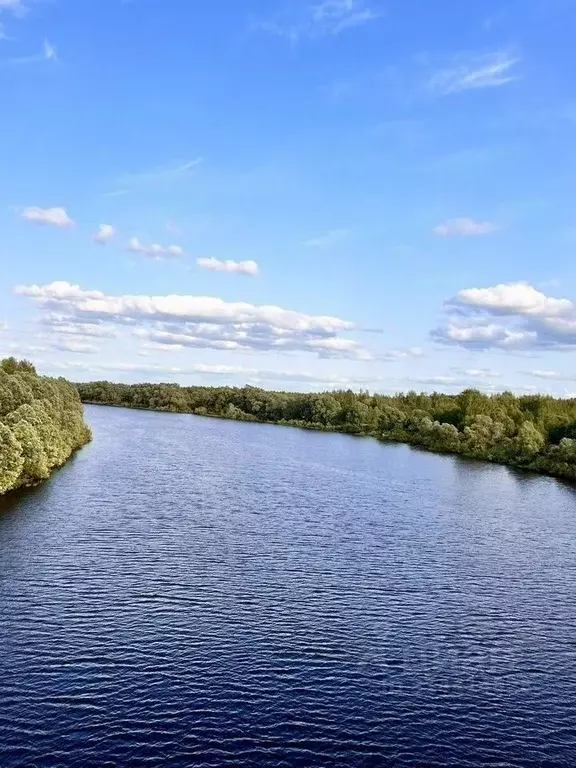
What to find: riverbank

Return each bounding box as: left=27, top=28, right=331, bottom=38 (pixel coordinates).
left=0, top=358, right=92, bottom=496
left=77, top=381, right=576, bottom=481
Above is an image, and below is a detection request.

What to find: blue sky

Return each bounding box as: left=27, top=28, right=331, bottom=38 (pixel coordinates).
left=1, top=0, right=576, bottom=394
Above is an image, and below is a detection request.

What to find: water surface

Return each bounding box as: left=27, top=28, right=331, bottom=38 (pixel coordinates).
left=1, top=405, right=575, bottom=767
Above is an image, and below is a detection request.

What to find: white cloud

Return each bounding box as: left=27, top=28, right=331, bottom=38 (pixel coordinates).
left=379, top=347, right=425, bottom=361
left=6, top=38, right=58, bottom=66
left=433, top=322, right=536, bottom=350
left=94, top=224, right=116, bottom=245
left=197, top=258, right=259, bottom=277
left=411, top=375, right=459, bottom=386
left=43, top=39, right=56, bottom=61
left=3, top=341, right=48, bottom=355
left=128, top=237, right=185, bottom=260
left=454, top=283, right=572, bottom=318
left=0, top=0, right=24, bottom=12
left=453, top=368, right=501, bottom=380
left=49, top=339, right=98, bottom=354
left=253, top=0, right=379, bottom=43
left=434, top=217, right=497, bottom=237
left=40, top=315, right=117, bottom=339
left=135, top=328, right=372, bottom=360
left=15, top=281, right=372, bottom=361
left=528, top=370, right=563, bottom=380
left=429, top=52, right=520, bottom=95
left=21, top=206, right=74, bottom=228
left=433, top=282, right=576, bottom=351
left=305, top=229, right=349, bottom=248
left=311, top=0, right=379, bottom=34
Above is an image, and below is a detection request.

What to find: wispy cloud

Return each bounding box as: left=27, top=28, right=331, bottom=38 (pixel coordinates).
left=434, top=217, right=498, bottom=237
left=50, top=339, right=99, bottom=355
left=43, top=38, right=56, bottom=61
left=429, top=52, right=520, bottom=95
left=4, top=37, right=58, bottom=66
left=197, top=258, right=260, bottom=277
left=528, top=370, right=564, bottom=380
left=312, top=0, right=380, bottom=34
left=21, top=206, right=74, bottom=228
left=379, top=347, right=425, bottom=361
left=0, top=0, right=26, bottom=14
left=305, top=228, right=349, bottom=248
left=116, top=158, right=203, bottom=191
left=252, top=0, right=380, bottom=44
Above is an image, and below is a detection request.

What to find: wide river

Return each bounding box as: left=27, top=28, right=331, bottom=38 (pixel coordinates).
left=1, top=405, right=575, bottom=767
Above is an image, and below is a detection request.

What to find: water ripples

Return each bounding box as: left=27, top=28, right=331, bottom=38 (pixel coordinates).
left=1, top=405, right=575, bottom=767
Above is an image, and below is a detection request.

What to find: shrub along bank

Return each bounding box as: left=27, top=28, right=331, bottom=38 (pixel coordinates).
left=0, top=358, right=92, bottom=495
left=76, top=380, right=576, bottom=480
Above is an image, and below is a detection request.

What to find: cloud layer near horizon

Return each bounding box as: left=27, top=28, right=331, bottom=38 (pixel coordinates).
left=15, top=280, right=373, bottom=360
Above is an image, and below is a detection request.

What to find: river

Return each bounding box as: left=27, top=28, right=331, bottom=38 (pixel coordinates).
left=1, top=404, right=575, bottom=767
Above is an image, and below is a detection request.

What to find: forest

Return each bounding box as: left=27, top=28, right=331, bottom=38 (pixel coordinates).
left=0, top=358, right=92, bottom=495
left=77, top=379, right=576, bottom=480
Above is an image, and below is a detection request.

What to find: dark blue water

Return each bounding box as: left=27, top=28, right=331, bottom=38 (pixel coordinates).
left=1, top=405, right=575, bottom=767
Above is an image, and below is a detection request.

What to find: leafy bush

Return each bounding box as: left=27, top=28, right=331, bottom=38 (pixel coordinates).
left=0, top=358, right=92, bottom=495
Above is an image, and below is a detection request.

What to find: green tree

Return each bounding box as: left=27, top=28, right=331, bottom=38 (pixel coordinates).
left=513, top=422, right=545, bottom=459
left=0, top=359, right=91, bottom=495
left=0, top=423, right=24, bottom=494
left=11, top=420, right=49, bottom=482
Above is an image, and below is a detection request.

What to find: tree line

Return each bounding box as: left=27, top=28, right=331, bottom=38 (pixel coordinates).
left=77, top=379, right=576, bottom=480
left=0, top=358, right=92, bottom=495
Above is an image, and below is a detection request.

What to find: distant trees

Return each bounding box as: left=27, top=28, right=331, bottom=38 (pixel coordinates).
left=75, top=379, right=576, bottom=480
left=0, top=358, right=92, bottom=496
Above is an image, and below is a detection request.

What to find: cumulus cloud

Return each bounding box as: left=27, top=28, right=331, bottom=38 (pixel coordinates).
left=197, top=258, right=260, bottom=277
left=21, top=206, right=74, bottom=228
left=434, top=217, right=497, bottom=237
left=429, top=52, right=520, bottom=95
left=433, top=282, right=576, bottom=351
left=15, top=281, right=372, bottom=360
left=453, top=283, right=572, bottom=317
left=94, top=224, right=116, bottom=245
left=128, top=237, right=185, bottom=259
left=432, top=322, right=536, bottom=350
